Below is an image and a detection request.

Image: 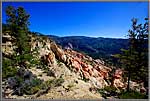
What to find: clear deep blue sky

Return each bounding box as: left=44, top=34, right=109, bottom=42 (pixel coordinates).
left=2, top=2, right=148, bottom=38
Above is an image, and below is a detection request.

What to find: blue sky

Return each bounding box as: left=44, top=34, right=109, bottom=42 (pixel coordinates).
left=2, top=2, right=148, bottom=38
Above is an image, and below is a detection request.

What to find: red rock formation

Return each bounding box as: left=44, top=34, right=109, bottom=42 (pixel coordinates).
left=82, top=71, right=90, bottom=79
left=88, top=69, right=93, bottom=76
left=100, top=70, right=108, bottom=79
left=112, top=69, right=124, bottom=89
left=47, top=43, right=126, bottom=89
left=76, top=53, right=84, bottom=59
left=113, top=69, right=122, bottom=79
left=71, top=58, right=81, bottom=72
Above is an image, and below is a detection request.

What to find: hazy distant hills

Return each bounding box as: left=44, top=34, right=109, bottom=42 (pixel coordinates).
left=47, top=35, right=129, bottom=64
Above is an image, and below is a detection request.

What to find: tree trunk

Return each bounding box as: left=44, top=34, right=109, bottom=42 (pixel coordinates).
left=127, top=70, right=131, bottom=92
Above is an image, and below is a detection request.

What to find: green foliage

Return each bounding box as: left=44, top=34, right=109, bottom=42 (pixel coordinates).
left=47, top=70, right=55, bottom=77
left=31, top=78, right=42, bottom=86
left=15, top=76, right=24, bottom=84
left=104, top=86, right=117, bottom=93
left=98, top=86, right=147, bottom=99
left=97, top=88, right=107, bottom=99
left=23, top=77, right=64, bottom=95
left=25, top=86, right=40, bottom=95
left=67, top=83, right=75, bottom=89
left=2, top=58, right=18, bottom=79
left=53, top=77, right=65, bottom=87
left=5, top=6, right=32, bottom=69
left=119, top=90, right=147, bottom=99
left=97, top=86, right=118, bottom=99
left=2, top=23, right=10, bottom=33
left=23, top=78, right=42, bottom=95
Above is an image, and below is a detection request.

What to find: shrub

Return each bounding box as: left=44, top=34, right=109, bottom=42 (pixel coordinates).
left=119, top=90, right=147, bottom=99
left=67, top=83, right=75, bottom=91
left=53, top=77, right=64, bottom=87
left=31, top=78, right=42, bottom=86
left=23, top=78, right=42, bottom=95
left=38, top=77, right=64, bottom=91
left=97, top=88, right=107, bottom=99
left=104, top=86, right=117, bottom=93
left=2, top=58, right=18, bottom=79
left=46, top=70, right=55, bottom=77
left=97, top=86, right=118, bottom=99
left=15, top=76, right=24, bottom=86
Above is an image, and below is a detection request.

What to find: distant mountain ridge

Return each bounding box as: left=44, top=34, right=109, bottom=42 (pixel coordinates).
left=47, top=35, right=129, bottom=65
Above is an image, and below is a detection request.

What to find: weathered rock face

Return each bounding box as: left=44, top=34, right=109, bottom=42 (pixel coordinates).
left=46, top=51, right=56, bottom=66
left=112, top=69, right=124, bottom=89
left=62, top=49, right=113, bottom=89
left=50, top=42, right=66, bottom=62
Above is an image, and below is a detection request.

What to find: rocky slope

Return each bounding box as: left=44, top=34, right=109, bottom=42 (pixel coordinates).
left=2, top=33, right=146, bottom=99
left=47, top=35, right=129, bottom=64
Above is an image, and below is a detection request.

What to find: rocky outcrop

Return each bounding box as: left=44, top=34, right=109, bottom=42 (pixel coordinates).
left=31, top=39, right=114, bottom=89
left=50, top=42, right=66, bottom=62
left=62, top=49, right=113, bottom=89
left=45, top=51, right=56, bottom=66
left=112, top=69, right=124, bottom=89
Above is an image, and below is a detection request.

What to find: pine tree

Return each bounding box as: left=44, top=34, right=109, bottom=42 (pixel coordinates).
left=113, top=18, right=148, bottom=92
left=5, top=6, right=32, bottom=68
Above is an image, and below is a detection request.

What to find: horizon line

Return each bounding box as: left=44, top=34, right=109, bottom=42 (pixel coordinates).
left=45, top=34, right=128, bottom=39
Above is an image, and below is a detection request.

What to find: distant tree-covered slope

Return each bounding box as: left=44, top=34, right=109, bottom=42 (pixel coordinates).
left=48, top=35, right=129, bottom=66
